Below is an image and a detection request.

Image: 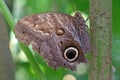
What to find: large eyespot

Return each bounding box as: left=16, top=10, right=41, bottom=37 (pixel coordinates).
left=64, top=47, right=79, bottom=62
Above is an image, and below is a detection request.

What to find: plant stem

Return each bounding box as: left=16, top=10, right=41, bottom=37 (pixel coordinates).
left=88, top=0, right=112, bottom=80
left=0, top=0, right=14, bottom=30
left=0, top=0, right=47, bottom=80
left=0, top=13, right=15, bottom=80
left=19, top=42, right=47, bottom=80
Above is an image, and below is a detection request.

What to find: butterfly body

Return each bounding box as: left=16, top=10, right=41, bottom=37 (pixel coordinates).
left=15, top=12, right=90, bottom=70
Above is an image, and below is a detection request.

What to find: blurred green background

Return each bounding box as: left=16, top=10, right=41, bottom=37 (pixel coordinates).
left=2, top=0, right=120, bottom=80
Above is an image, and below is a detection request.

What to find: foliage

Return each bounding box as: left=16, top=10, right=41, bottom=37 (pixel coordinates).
left=0, top=0, right=120, bottom=80
left=11, top=0, right=89, bottom=80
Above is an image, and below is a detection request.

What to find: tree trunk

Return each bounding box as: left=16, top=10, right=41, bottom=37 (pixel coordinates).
left=0, top=13, right=15, bottom=80
left=88, top=0, right=112, bottom=80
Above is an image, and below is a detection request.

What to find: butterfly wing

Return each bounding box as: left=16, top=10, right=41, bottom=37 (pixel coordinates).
left=14, top=12, right=90, bottom=70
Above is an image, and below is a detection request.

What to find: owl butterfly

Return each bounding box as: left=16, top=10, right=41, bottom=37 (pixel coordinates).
left=14, top=12, right=90, bottom=70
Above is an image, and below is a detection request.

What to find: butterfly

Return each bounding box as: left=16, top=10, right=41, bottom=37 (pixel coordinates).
left=14, top=12, right=90, bottom=70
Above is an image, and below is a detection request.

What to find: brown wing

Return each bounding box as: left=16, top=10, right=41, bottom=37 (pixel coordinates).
left=73, top=12, right=91, bottom=54
left=14, top=12, right=90, bottom=70
left=14, top=12, right=73, bottom=45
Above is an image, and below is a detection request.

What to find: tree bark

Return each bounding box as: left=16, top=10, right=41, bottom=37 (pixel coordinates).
left=0, top=13, right=15, bottom=80
left=88, top=0, right=112, bottom=80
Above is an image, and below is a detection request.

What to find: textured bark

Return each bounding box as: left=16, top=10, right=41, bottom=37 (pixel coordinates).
left=0, top=13, right=15, bottom=80
left=88, top=0, right=112, bottom=80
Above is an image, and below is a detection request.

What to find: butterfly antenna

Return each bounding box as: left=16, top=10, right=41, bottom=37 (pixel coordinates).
left=85, top=16, right=89, bottom=22
left=70, top=0, right=76, bottom=12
